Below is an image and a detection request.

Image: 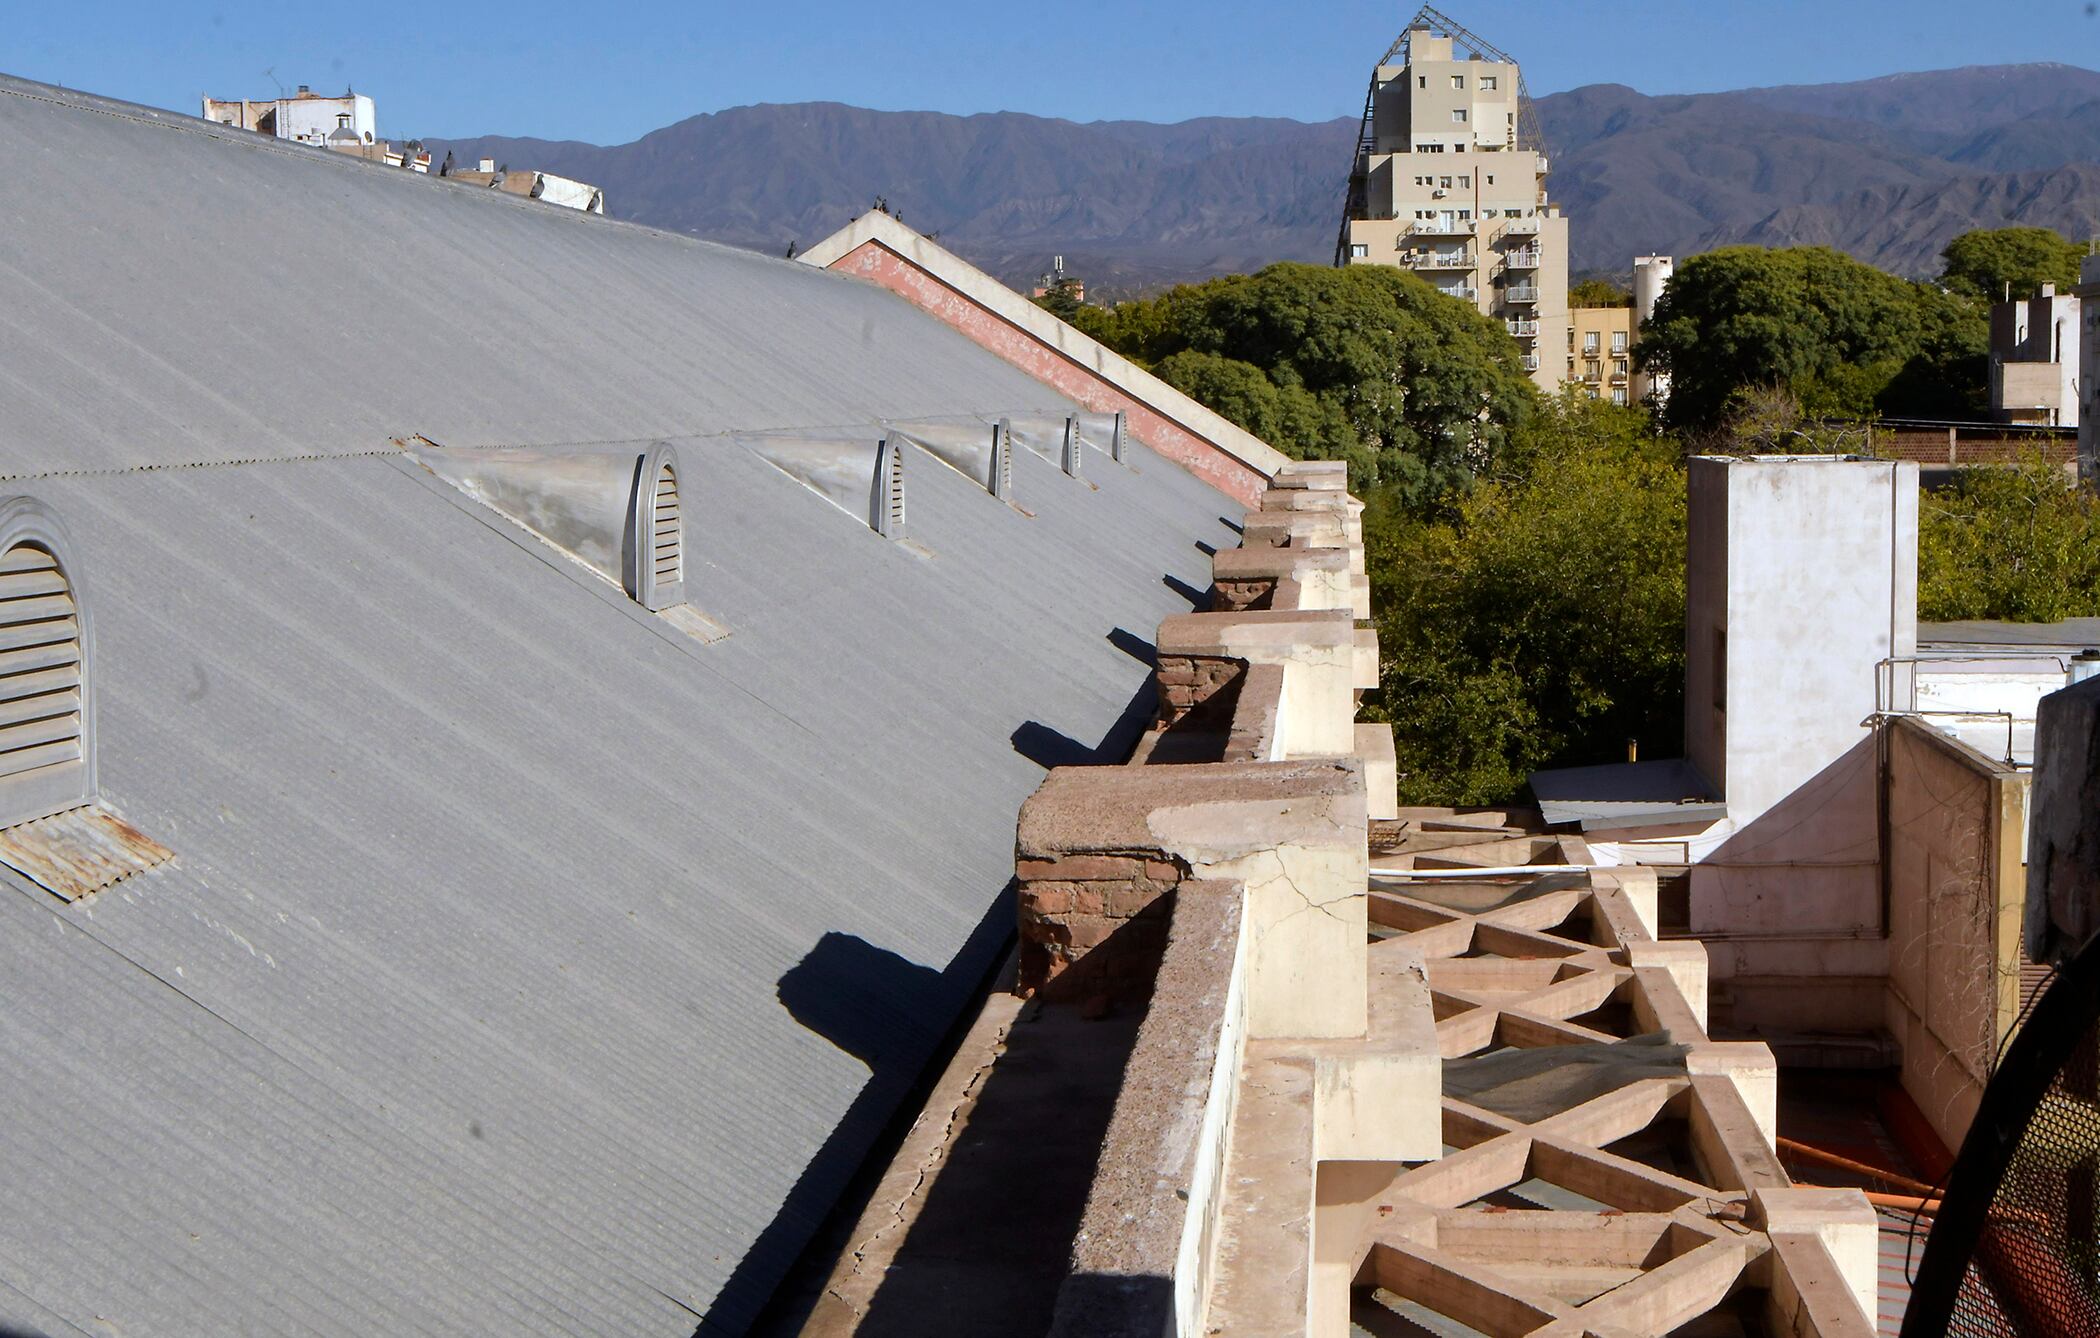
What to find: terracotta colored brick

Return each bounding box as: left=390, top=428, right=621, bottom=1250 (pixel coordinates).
left=1062, top=915, right=1119, bottom=950
left=1143, top=858, right=1185, bottom=881
left=1018, top=854, right=1144, bottom=881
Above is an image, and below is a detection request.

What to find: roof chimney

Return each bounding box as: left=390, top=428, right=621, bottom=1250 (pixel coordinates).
left=297, top=84, right=310, bottom=95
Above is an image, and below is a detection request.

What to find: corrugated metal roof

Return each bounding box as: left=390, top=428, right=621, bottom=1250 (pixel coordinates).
left=0, top=74, right=1243, bottom=1336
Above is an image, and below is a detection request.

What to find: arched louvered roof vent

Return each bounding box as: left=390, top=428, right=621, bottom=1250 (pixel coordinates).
left=630, top=446, right=684, bottom=611
left=875, top=437, right=906, bottom=539
left=1006, top=413, right=1085, bottom=479
left=0, top=498, right=94, bottom=827
left=1073, top=410, right=1127, bottom=463
left=733, top=433, right=905, bottom=540
left=406, top=439, right=688, bottom=612
left=882, top=419, right=1013, bottom=505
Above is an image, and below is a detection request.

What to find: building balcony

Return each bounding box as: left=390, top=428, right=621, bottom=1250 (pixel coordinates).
left=1521, top=354, right=1540, bottom=372
left=1435, top=286, right=1479, bottom=303
left=1406, top=219, right=1476, bottom=237
left=1502, top=248, right=1543, bottom=269
left=1406, top=250, right=1476, bottom=270
left=1505, top=318, right=1539, bottom=337
left=1504, top=284, right=1540, bottom=304
left=1501, top=218, right=1540, bottom=236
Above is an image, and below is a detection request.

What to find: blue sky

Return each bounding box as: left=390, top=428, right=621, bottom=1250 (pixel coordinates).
left=10, top=1, right=2095, bottom=144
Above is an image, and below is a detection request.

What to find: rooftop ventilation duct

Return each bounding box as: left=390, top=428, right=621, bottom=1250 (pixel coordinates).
left=406, top=441, right=687, bottom=609
left=1072, top=410, right=1126, bottom=463
left=1006, top=414, right=1084, bottom=479
left=882, top=419, right=1014, bottom=503
left=735, top=434, right=906, bottom=539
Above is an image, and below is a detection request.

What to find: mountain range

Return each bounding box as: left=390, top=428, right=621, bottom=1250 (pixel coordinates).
left=427, top=63, right=2100, bottom=297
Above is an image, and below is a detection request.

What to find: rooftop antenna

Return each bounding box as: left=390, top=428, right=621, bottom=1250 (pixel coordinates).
left=262, top=66, right=286, bottom=97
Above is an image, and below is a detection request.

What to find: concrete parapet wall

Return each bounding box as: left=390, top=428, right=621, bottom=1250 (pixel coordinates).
left=1016, top=759, right=1370, bottom=1038
left=1044, top=881, right=1245, bottom=1338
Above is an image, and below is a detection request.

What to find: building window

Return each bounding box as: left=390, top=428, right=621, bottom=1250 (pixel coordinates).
left=1418, top=76, right=1427, bottom=88
left=1486, top=174, right=1495, bottom=185
left=1611, top=332, right=1628, bottom=354
left=1459, top=210, right=1471, bottom=220
left=1480, top=76, right=1498, bottom=91
left=1440, top=176, right=1453, bottom=188
left=1583, top=332, right=1600, bottom=355
left=1614, top=358, right=1629, bottom=375
left=1567, top=329, right=1575, bottom=351
left=1451, top=109, right=1468, bottom=123
left=1451, top=75, right=1465, bottom=89
left=1612, top=388, right=1628, bottom=406
left=1349, top=243, right=1369, bottom=258
left=1459, top=175, right=1470, bottom=187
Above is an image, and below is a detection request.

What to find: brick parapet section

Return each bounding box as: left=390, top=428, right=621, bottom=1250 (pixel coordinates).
left=1015, top=849, right=1198, bottom=999
left=1154, top=654, right=1247, bottom=732
left=798, top=214, right=1290, bottom=508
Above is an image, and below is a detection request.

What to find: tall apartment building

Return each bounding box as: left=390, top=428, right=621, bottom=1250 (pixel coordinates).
left=1336, top=7, right=1569, bottom=391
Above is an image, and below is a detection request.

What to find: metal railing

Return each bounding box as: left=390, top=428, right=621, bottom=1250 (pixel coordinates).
left=1501, top=218, right=1540, bottom=236
left=1505, top=319, right=1539, bottom=337
left=1502, top=248, right=1543, bottom=268
left=1407, top=251, right=1476, bottom=269
left=1406, top=219, right=1476, bottom=237
left=1520, top=354, right=1540, bottom=371
left=1504, top=284, right=1540, bottom=303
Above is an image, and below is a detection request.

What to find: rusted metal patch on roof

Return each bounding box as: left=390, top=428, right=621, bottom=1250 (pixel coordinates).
left=0, top=801, right=173, bottom=902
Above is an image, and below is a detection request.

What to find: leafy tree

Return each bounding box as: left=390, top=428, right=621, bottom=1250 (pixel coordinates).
left=1032, top=275, right=1086, bottom=322
left=1639, top=245, right=1987, bottom=430
left=1364, top=395, right=1687, bottom=804
left=1569, top=278, right=1632, bottom=307
left=1919, top=458, right=2100, bottom=621
left=1078, top=262, right=1536, bottom=503
left=1939, top=227, right=2087, bottom=303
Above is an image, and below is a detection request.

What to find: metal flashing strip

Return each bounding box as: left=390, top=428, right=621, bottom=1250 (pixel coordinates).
left=0, top=801, right=172, bottom=903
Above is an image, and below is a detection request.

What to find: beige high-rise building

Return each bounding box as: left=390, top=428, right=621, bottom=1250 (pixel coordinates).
left=1337, top=8, right=1569, bottom=391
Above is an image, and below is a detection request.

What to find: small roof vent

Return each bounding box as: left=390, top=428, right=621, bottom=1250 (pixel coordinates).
left=1006, top=413, right=1086, bottom=479
left=407, top=440, right=689, bottom=610
left=1073, top=410, right=1127, bottom=463
left=0, top=499, right=94, bottom=827
left=735, top=434, right=905, bottom=540
left=881, top=419, right=1014, bottom=505
left=630, top=448, right=684, bottom=611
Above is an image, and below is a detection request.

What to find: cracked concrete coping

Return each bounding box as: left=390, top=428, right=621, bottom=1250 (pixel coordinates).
left=1158, top=608, right=1357, bottom=657
left=1260, top=489, right=1355, bottom=514
left=1210, top=547, right=1352, bottom=581
left=1018, top=758, right=1365, bottom=861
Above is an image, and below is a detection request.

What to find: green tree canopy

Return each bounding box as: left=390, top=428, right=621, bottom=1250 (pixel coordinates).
left=1365, top=394, right=1686, bottom=804
left=1568, top=277, right=1632, bottom=307
left=1920, top=458, right=2100, bottom=622
left=1639, top=245, right=1986, bottom=430
left=1076, top=262, right=1537, bottom=503
left=1939, top=227, right=2087, bottom=303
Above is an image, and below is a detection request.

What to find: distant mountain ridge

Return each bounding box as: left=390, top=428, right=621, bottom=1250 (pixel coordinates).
left=426, top=63, right=2100, bottom=295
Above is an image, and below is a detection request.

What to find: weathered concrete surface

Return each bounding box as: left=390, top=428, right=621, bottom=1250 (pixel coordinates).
left=1046, top=885, right=1243, bottom=1338
left=2026, top=673, right=2100, bottom=964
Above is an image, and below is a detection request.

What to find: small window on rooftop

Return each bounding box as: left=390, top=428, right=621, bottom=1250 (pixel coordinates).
left=1481, top=76, right=1498, bottom=91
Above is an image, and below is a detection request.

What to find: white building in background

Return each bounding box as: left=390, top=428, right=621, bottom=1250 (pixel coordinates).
left=202, top=87, right=376, bottom=148
left=1990, top=282, right=2082, bottom=428
left=1632, top=254, right=1675, bottom=405
left=2076, top=256, right=2100, bottom=483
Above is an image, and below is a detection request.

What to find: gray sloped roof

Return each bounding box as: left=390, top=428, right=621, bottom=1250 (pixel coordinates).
left=0, top=74, right=1242, bottom=1336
